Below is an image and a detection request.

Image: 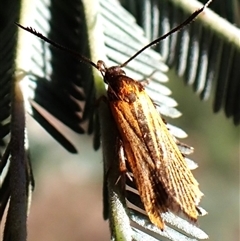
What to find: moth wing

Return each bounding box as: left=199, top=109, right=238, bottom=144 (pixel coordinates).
left=110, top=97, right=168, bottom=230
left=155, top=118, right=202, bottom=220
left=137, top=92, right=203, bottom=221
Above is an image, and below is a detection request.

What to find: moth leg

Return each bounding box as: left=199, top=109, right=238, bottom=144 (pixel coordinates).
left=95, top=95, right=108, bottom=107
left=115, top=140, right=133, bottom=185
left=175, top=140, right=194, bottom=155
left=138, top=69, right=159, bottom=87
left=138, top=79, right=149, bottom=87
left=102, top=161, right=109, bottom=220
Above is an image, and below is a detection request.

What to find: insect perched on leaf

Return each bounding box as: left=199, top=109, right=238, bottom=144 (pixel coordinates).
left=16, top=0, right=212, bottom=231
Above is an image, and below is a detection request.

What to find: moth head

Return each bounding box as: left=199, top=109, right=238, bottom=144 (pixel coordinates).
left=97, top=61, right=126, bottom=85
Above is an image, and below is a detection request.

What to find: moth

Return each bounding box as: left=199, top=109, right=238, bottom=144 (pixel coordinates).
left=16, top=0, right=212, bottom=230
left=102, top=62, right=203, bottom=230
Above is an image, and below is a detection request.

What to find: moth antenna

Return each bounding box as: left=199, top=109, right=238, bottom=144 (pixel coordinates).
left=15, top=22, right=98, bottom=70
left=16, top=0, right=212, bottom=70
left=120, top=0, right=213, bottom=68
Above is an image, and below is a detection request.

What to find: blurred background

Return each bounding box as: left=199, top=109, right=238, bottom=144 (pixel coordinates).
left=25, top=69, right=239, bottom=241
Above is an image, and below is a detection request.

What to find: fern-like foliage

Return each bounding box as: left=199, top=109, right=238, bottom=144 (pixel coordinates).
left=121, top=0, right=240, bottom=125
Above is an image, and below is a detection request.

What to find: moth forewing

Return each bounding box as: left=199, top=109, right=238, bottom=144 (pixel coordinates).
left=155, top=114, right=203, bottom=217
left=106, top=70, right=203, bottom=230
